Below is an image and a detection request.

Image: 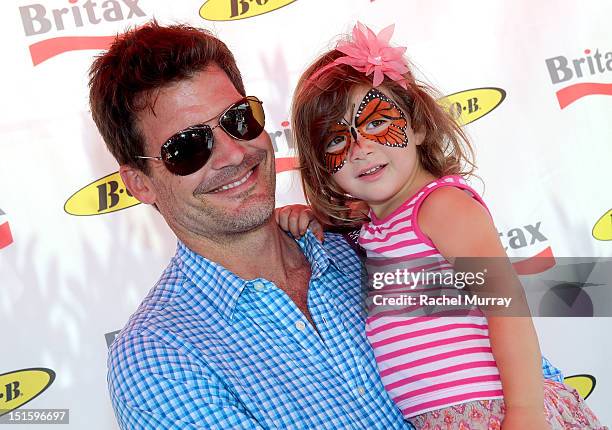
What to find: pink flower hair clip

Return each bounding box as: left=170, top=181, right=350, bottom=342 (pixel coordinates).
left=310, top=22, right=409, bottom=89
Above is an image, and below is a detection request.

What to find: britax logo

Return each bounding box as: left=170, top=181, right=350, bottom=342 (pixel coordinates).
left=0, top=208, right=13, bottom=250
left=499, top=221, right=556, bottom=275
left=18, top=0, right=147, bottom=66
left=545, top=48, right=612, bottom=109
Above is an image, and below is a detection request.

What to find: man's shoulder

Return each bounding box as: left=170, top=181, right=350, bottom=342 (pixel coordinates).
left=124, top=259, right=188, bottom=328
left=107, top=257, right=213, bottom=370
left=321, top=231, right=364, bottom=271
left=109, top=275, right=178, bottom=357
left=321, top=231, right=359, bottom=256
left=321, top=231, right=351, bottom=246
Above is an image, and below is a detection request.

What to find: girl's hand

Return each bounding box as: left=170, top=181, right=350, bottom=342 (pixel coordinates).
left=502, top=406, right=550, bottom=430
left=274, top=204, right=324, bottom=242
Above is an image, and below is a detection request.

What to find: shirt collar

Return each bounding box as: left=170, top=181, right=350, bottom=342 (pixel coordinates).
left=174, top=230, right=351, bottom=322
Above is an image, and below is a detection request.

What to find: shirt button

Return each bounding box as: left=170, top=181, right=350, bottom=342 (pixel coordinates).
left=295, top=321, right=306, bottom=331
left=357, top=387, right=366, bottom=396
left=253, top=282, right=265, bottom=292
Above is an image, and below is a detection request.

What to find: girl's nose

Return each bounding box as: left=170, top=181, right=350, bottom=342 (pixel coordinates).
left=349, top=128, right=374, bottom=161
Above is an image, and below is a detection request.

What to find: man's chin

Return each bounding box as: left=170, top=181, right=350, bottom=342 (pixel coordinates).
left=215, top=194, right=275, bottom=234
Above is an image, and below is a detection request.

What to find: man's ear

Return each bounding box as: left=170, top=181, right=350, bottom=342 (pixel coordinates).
left=119, top=164, right=157, bottom=205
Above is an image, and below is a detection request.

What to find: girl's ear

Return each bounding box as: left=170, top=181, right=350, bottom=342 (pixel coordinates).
left=414, top=127, right=426, bottom=146
left=119, top=164, right=157, bottom=205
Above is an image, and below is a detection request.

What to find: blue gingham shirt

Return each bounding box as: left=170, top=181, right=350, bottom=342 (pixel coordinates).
left=108, top=231, right=564, bottom=429
left=108, top=232, right=415, bottom=429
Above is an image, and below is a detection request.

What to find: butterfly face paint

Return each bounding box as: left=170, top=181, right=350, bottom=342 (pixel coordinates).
left=323, top=122, right=352, bottom=173
left=324, top=88, right=409, bottom=174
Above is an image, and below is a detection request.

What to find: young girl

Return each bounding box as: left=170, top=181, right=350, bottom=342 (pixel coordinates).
left=283, top=23, right=606, bottom=429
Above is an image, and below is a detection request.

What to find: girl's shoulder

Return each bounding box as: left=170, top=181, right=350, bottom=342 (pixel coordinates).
left=418, top=185, right=490, bottom=226
left=417, top=176, right=504, bottom=258
left=409, top=175, right=490, bottom=229
left=412, top=175, right=486, bottom=208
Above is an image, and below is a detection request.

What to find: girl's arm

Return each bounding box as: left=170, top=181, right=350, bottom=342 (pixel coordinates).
left=418, top=186, right=549, bottom=429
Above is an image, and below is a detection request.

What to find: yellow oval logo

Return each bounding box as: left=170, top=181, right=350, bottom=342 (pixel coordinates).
left=0, top=368, right=55, bottom=416
left=64, top=171, right=141, bottom=216
left=439, top=87, right=506, bottom=126
left=199, top=0, right=296, bottom=21
left=564, top=374, right=596, bottom=400
left=592, top=209, right=612, bottom=241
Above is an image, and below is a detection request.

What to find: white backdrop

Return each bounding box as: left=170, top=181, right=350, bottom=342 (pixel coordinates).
left=1, top=0, right=611, bottom=428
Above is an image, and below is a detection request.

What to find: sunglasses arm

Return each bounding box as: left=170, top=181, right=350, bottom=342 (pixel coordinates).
left=135, top=155, right=163, bottom=161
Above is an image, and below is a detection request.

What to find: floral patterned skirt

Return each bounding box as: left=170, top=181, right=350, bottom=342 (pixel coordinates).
left=409, top=380, right=607, bottom=430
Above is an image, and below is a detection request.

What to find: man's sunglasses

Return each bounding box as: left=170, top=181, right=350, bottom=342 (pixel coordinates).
left=136, top=96, right=265, bottom=176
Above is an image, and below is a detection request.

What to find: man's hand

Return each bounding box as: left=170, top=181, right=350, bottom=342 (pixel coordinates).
left=275, top=204, right=324, bottom=242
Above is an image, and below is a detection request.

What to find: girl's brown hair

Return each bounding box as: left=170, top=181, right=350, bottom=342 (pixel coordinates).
left=291, top=48, right=476, bottom=228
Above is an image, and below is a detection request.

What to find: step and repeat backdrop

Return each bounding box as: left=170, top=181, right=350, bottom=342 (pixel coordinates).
left=1, top=0, right=611, bottom=427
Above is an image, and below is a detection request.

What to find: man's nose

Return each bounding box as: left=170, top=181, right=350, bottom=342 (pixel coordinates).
left=207, top=127, right=247, bottom=169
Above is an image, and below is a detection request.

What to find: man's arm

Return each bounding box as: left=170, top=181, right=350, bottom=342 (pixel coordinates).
left=108, top=332, right=265, bottom=430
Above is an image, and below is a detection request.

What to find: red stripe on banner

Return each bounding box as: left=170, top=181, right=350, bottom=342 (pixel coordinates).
left=275, top=157, right=298, bottom=173
left=512, top=246, right=555, bottom=275
left=556, top=82, right=612, bottom=109
left=29, top=36, right=116, bottom=66
left=0, top=222, right=13, bottom=249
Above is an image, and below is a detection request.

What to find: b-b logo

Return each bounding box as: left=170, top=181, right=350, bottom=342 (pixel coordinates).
left=199, top=0, right=296, bottom=21
left=439, top=88, right=506, bottom=126
left=0, top=368, right=55, bottom=417
left=64, top=172, right=141, bottom=216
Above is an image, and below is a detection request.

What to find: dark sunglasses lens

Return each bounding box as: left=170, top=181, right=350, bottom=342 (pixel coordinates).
left=220, top=98, right=265, bottom=141
left=161, top=126, right=213, bottom=176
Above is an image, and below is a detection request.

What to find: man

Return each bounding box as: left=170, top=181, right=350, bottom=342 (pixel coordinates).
left=89, top=21, right=414, bottom=429
left=91, top=21, right=566, bottom=430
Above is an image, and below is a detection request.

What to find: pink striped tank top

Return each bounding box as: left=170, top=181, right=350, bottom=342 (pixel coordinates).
left=360, top=175, right=503, bottom=418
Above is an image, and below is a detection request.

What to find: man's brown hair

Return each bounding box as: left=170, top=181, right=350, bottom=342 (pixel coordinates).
left=89, top=20, right=245, bottom=174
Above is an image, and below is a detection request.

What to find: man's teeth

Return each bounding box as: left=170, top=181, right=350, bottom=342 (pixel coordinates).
left=211, top=169, right=253, bottom=193
left=361, top=165, right=384, bottom=176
